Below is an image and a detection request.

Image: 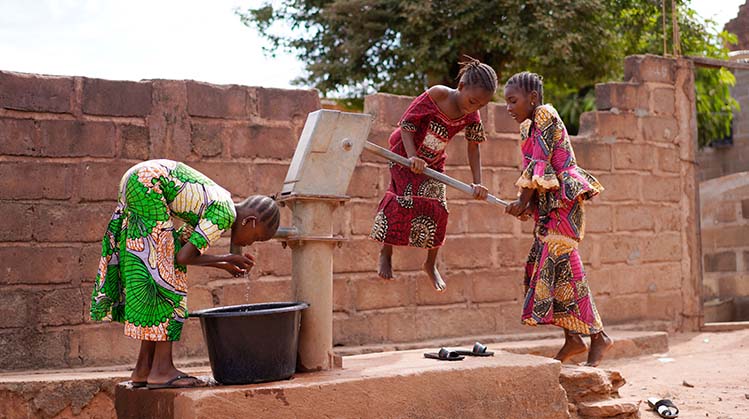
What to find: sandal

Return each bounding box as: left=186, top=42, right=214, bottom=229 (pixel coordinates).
left=147, top=374, right=202, bottom=390
left=647, top=397, right=679, bottom=418
left=130, top=381, right=147, bottom=388
left=454, top=342, right=494, bottom=357
left=423, top=348, right=465, bottom=361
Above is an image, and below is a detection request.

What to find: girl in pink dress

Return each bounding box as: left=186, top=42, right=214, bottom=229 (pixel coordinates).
left=503, top=72, right=612, bottom=367
left=370, top=58, right=497, bottom=291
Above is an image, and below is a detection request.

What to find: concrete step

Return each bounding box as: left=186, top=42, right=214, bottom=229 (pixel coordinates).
left=575, top=398, right=641, bottom=419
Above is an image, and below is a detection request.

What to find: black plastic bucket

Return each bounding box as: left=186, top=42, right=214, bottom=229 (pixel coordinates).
left=190, top=302, right=309, bottom=385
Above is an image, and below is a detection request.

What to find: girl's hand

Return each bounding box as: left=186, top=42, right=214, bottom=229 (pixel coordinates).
left=471, top=183, right=488, bottom=200
left=505, top=199, right=527, bottom=217
left=408, top=156, right=427, bottom=174
left=222, top=253, right=255, bottom=277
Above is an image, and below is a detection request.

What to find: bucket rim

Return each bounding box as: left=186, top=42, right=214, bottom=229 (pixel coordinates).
left=190, top=301, right=309, bottom=318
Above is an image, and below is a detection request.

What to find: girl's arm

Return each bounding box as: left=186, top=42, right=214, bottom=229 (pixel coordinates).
left=401, top=130, right=427, bottom=174
left=467, top=141, right=488, bottom=200
left=176, top=243, right=254, bottom=277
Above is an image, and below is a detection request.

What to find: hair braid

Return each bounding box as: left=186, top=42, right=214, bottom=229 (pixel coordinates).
left=505, top=71, right=544, bottom=105
left=242, top=195, right=281, bottom=235
left=457, top=55, right=497, bottom=93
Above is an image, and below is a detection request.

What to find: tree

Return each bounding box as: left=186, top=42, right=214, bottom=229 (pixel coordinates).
left=239, top=0, right=738, bottom=146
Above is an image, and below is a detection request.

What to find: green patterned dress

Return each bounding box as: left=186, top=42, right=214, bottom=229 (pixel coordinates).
left=90, top=160, right=236, bottom=341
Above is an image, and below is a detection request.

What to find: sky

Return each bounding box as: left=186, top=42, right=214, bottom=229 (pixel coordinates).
left=0, top=0, right=745, bottom=89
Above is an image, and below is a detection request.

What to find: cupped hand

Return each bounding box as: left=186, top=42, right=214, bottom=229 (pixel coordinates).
left=223, top=253, right=255, bottom=277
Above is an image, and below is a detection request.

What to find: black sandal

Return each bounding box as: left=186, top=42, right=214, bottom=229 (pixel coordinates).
left=454, top=342, right=494, bottom=357
left=647, top=397, right=679, bottom=418
left=147, top=374, right=202, bottom=390
left=130, top=381, right=147, bottom=388
left=423, top=348, right=465, bottom=361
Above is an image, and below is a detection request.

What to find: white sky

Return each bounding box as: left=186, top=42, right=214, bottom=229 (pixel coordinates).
left=0, top=0, right=745, bottom=89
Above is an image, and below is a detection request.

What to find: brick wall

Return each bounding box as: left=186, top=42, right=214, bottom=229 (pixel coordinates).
left=0, top=54, right=702, bottom=371
left=700, top=172, right=749, bottom=321
left=725, top=1, right=749, bottom=51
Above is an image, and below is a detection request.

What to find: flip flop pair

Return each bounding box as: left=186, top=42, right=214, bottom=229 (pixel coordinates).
left=647, top=397, right=679, bottom=418
left=424, top=342, right=495, bottom=361
left=145, top=374, right=203, bottom=390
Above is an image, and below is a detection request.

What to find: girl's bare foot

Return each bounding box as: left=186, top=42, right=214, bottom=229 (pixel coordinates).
left=585, top=331, right=613, bottom=367
left=554, top=331, right=587, bottom=363
left=422, top=262, right=446, bottom=291
left=378, top=245, right=394, bottom=280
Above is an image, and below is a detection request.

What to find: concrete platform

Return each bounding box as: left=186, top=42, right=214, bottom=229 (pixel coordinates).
left=116, top=349, right=569, bottom=419
left=0, top=330, right=666, bottom=418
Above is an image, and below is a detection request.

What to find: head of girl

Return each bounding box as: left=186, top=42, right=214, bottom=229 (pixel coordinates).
left=504, top=71, right=544, bottom=123
left=231, top=195, right=281, bottom=246
left=455, top=56, right=498, bottom=115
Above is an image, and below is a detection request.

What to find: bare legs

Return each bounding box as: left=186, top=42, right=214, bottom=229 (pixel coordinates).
left=378, top=245, right=446, bottom=292
left=554, top=329, right=613, bottom=367
left=131, top=340, right=200, bottom=386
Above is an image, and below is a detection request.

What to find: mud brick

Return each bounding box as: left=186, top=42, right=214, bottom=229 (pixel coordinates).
left=481, top=135, right=522, bottom=167
left=364, top=93, right=412, bottom=128
left=243, top=278, right=293, bottom=305
left=614, top=143, right=656, bottom=170
left=704, top=251, right=737, bottom=272
left=80, top=243, right=103, bottom=282
left=492, top=104, right=520, bottom=133
left=715, top=224, right=749, bottom=248
left=593, top=263, right=681, bottom=295
left=651, top=87, right=675, bottom=116
left=120, top=124, right=150, bottom=160
left=642, top=232, right=681, bottom=262
left=0, top=202, right=34, bottom=241
left=0, top=246, right=83, bottom=285
left=595, top=294, right=646, bottom=323
left=0, top=328, right=69, bottom=370
left=186, top=81, right=254, bottom=118
left=465, top=201, right=513, bottom=234
left=253, top=241, right=291, bottom=276
left=392, top=245, right=430, bottom=272
left=334, top=238, right=379, bottom=273
left=79, top=161, right=133, bottom=202
left=470, top=268, right=523, bottom=303
left=333, top=275, right=353, bottom=313
left=445, top=167, right=478, bottom=200
left=333, top=311, right=389, bottom=346
left=599, top=234, right=644, bottom=264
left=614, top=205, right=656, bottom=231
left=34, top=203, right=113, bottom=243
left=624, top=54, right=675, bottom=84
left=0, top=161, right=74, bottom=200
left=743, top=199, right=749, bottom=219
left=714, top=203, right=738, bottom=223
left=38, top=119, right=116, bottom=157
left=594, top=111, right=638, bottom=141
left=594, top=82, right=643, bottom=111
left=444, top=134, right=469, bottom=166
left=189, top=122, right=230, bottom=158
left=350, top=201, right=379, bottom=236
left=595, top=173, right=640, bottom=202
left=584, top=204, right=612, bottom=233
left=39, top=287, right=84, bottom=327
left=0, top=117, right=38, bottom=155
left=73, top=324, right=140, bottom=366
left=496, top=300, right=526, bottom=334
left=442, top=237, right=494, bottom=270
left=496, top=236, right=533, bottom=268
left=257, top=87, right=320, bottom=121
left=641, top=175, right=681, bottom=202
left=445, top=203, right=467, bottom=234
left=360, top=127, right=394, bottom=163
left=572, top=140, right=612, bottom=171
left=250, top=162, right=289, bottom=197
left=652, top=206, right=681, bottom=232
left=411, top=305, right=498, bottom=341
left=493, top=169, right=523, bottom=200
left=412, top=270, right=469, bottom=305
left=82, top=78, right=152, bottom=116
left=189, top=161, right=253, bottom=198
left=173, top=321, right=207, bottom=359
left=0, top=289, right=36, bottom=328
left=354, top=275, right=413, bottom=311
left=641, top=116, right=678, bottom=143
left=657, top=147, right=680, bottom=173
left=230, top=124, right=297, bottom=160
left=347, top=165, right=383, bottom=198
left=187, top=285, right=214, bottom=312
left=0, top=71, right=73, bottom=113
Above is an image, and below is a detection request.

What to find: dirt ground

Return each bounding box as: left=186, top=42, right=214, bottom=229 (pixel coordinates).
left=606, top=329, right=749, bottom=419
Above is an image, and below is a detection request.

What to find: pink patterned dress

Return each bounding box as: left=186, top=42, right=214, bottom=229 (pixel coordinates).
left=516, top=104, right=605, bottom=335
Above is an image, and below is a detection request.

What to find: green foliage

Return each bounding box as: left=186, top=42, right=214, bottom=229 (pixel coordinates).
left=239, top=0, right=739, bottom=146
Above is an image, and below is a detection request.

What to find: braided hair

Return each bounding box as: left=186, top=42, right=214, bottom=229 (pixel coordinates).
left=239, top=195, right=280, bottom=238
left=504, top=71, right=544, bottom=106
left=457, top=55, right=498, bottom=93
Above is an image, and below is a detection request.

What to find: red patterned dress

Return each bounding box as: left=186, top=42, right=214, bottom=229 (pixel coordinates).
left=370, top=91, right=486, bottom=249
left=517, top=104, right=605, bottom=335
